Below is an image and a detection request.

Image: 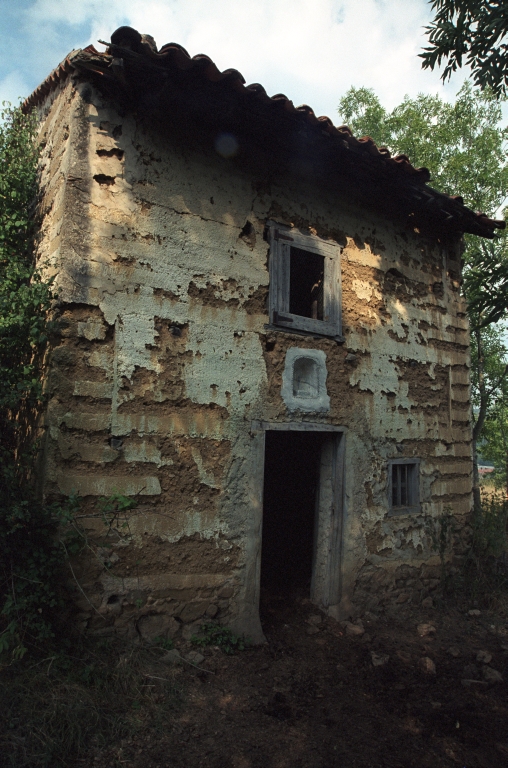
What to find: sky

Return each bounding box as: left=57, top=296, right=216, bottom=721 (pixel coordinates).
left=1, top=0, right=470, bottom=121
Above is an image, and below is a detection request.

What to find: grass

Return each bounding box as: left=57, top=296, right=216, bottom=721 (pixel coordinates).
left=461, top=491, right=508, bottom=602
left=435, top=490, right=508, bottom=610
left=0, top=637, right=182, bottom=767
left=1, top=493, right=507, bottom=767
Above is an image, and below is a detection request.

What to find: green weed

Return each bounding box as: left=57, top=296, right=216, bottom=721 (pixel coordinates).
left=153, top=636, right=174, bottom=651
left=191, top=622, right=249, bottom=655
left=425, top=507, right=456, bottom=590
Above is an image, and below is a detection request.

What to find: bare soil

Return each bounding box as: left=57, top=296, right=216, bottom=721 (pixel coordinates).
left=78, top=593, right=508, bottom=768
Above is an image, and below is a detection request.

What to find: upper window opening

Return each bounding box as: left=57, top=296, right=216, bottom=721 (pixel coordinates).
left=268, top=226, right=342, bottom=340
left=289, top=247, right=324, bottom=320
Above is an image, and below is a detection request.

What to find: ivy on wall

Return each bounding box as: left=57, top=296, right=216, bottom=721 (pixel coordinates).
left=0, top=103, right=63, bottom=657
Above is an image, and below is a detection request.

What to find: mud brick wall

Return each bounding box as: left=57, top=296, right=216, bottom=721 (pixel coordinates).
left=35, top=76, right=473, bottom=640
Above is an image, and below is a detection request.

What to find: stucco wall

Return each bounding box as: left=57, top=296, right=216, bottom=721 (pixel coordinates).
left=36, top=77, right=473, bottom=640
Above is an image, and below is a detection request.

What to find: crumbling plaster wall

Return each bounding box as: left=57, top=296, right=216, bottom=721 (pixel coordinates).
left=36, top=77, right=472, bottom=639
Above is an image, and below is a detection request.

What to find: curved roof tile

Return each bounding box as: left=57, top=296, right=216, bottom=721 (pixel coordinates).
left=23, top=26, right=505, bottom=239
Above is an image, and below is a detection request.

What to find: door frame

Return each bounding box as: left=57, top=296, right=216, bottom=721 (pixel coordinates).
left=239, top=421, right=346, bottom=641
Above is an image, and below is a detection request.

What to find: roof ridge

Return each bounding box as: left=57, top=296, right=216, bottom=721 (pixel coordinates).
left=22, top=26, right=505, bottom=239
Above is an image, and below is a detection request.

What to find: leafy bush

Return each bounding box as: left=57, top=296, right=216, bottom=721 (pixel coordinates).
left=450, top=491, right=508, bottom=604
left=0, top=102, right=62, bottom=658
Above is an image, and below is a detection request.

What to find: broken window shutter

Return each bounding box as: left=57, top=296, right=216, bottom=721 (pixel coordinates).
left=269, top=232, right=289, bottom=323
left=269, top=227, right=343, bottom=339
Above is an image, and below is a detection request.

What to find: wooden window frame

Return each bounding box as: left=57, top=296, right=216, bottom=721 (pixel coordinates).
left=268, top=225, right=343, bottom=340
left=388, top=459, right=421, bottom=516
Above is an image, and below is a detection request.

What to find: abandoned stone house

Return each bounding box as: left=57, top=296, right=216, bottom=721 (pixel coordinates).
left=24, top=26, right=504, bottom=642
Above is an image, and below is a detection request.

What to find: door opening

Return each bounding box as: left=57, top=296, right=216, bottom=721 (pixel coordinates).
left=260, top=430, right=328, bottom=602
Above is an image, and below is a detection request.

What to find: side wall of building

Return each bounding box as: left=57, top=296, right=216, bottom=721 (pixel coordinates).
left=36, top=79, right=473, bottom=641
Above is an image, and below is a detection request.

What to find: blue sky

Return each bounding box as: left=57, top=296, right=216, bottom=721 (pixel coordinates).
left=1, top=1, right=126, bottom=105
left=2, top=0, right=468, bottom=119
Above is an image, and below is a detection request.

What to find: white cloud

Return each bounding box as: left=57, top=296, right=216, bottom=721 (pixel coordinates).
left=0, top=71, right=31, bottom=108
left=19, top=0, right=469, bottom=118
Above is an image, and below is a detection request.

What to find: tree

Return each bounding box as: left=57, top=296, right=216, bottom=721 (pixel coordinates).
left=470, top=322, right=508, bottom=498
left=338, top=83, right=508, bottom=213
left=338, top=84, right=508, bottom=507
left=481, top=396, right=508, bottom=495
left=420, top=1, right=508, bottom=97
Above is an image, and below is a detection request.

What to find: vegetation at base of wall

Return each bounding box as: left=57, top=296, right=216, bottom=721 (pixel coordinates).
left=0, top=102, right=146, bottom=661
left=425, top=507, right=457, bottom=589
left=461, top=491, right=508, bottom=602
left=0, top=102, right=64, bottom=659
left=0, top=638, right=182, bottom=768
left=191, top=622, right=249, bottom=654
left=429, top=493, right=508, bottom=606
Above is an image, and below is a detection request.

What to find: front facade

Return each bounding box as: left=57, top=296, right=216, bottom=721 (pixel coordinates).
left=28, top=29, right=503, bottom=642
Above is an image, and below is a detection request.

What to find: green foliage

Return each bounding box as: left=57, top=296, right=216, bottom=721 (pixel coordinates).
left=57, top=493, right=86, bottom=557
left=426, top=493, right=508, bottom=604
left=0, top=103, right=50, bottom=414
left=191, top=622, right=248, bottom=655
left=0, top=500, right=65, bottom=658
left=153, top=636, right=174, bottom=651
left=0, top=102, right=62, bottom=659
left=337, top=82, right=508, bottom=216
left=420, top=0, right=508, bottom=97
left=481, top=402, right=508, bottom=491
left=470, top=322, right=508, bottom=457
left=461, top=492, right=508, bottom=601
left=96, top=493, right=137, bottom=570
left=462, top=235, right=508, bottom=328
left=471, top=492, right=508, bottom=561
left=423, top=494, right=508, bottom=603
left=98, top=492, right=137, bottom=524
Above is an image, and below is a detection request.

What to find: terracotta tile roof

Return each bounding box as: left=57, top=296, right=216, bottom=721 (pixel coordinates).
left=24, top=26, right=505, bottom=240
left=24, top=46, right=99, bottom=108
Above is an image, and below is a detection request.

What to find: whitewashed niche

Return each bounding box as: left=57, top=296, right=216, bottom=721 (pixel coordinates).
left=281, top=348, right=330, bottom=412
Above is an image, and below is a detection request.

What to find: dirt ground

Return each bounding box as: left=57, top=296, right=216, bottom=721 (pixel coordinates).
left=76, top=591, right=508, bottom=768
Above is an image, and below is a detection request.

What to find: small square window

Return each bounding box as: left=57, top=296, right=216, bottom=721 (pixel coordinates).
left=389, top=460, right=420, bottom=514
left=268, top=226, right=342, bottom=339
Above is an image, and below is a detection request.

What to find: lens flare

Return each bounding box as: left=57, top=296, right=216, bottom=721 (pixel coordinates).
left=215, top=132, right=239, bottom=158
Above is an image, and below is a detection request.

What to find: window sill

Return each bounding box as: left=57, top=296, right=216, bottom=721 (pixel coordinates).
left=387, top=506, right=421, bottom=517
left=264, top=323, right=345, bottom=344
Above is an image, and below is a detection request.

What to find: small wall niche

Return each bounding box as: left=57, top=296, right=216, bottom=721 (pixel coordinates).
left=293, top=356, right=319, bottom=398
left=281, top=348, right=330, bottom=412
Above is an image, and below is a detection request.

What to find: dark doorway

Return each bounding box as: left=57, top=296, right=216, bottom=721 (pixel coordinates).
left=260, top=430, right=327, bottom=600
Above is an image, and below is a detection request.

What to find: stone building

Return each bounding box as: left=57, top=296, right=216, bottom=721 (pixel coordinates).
left=25, top=27, right=504, bottom=642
